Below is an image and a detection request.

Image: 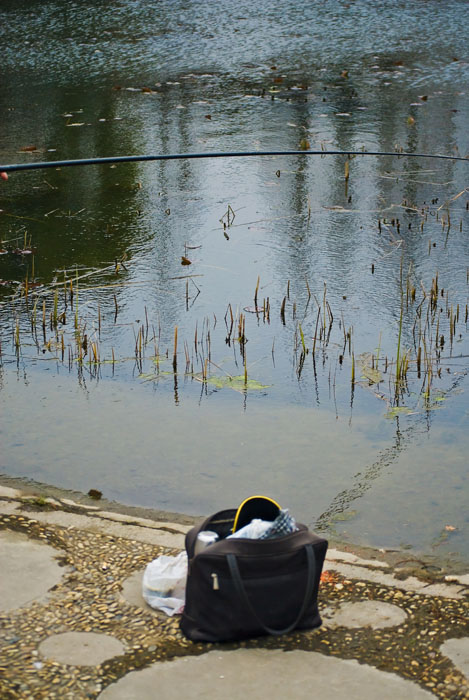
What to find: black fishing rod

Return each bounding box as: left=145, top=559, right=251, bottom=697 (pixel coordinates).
left=0, top=149, right=468, bottom=174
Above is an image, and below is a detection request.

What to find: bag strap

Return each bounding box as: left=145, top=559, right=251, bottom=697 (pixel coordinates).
left=226, top=543, right=316, bottom=636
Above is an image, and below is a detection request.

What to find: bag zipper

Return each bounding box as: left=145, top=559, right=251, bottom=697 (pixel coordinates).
left=211, top=573, right=220, bottom=590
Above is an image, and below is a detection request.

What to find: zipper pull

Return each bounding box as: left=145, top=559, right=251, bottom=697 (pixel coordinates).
left=211, top=573, right=219, bottom=590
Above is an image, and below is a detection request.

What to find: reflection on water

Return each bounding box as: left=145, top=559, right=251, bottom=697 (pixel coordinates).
left=1, top=0, right=468, bottom=563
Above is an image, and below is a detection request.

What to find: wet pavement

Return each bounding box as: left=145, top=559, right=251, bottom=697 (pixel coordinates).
left=0, top=486, right=468, bottom=699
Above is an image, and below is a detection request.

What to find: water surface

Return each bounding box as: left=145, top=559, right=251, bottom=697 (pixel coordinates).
left=1, top=0, right=468, bottom=564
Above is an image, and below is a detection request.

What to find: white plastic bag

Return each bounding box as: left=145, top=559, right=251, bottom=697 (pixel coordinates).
left=142, top=551, right=187, bottom=616
left=227, top=518, right=272, bottom=539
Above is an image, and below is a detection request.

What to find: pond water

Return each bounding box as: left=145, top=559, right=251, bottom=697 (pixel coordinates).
left=1, top=0, right=468, bottom=565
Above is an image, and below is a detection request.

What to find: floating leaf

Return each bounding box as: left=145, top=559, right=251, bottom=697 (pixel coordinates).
left=385, top=406, right=415, bottom=419
left=202, top=374, right=269, bottom=393
left=181, top=256, right=192, bottom=265
left=20, top=145, right=38, bottom=152
left=140, top=370, right=179, bottom=383
left=299, top=138, right=310, bottom=150
left=150, top=355, right=169, bottom=365
left=358, top=353, right=382, bottom=385
left=360, top=366, right=382, bottom=384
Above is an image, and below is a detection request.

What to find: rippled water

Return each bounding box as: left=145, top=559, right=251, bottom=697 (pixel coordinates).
left=1, top=0, right=468, bottom=564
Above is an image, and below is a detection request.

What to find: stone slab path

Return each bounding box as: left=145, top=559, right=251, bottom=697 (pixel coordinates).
left=0, top=485, right=468, bottom=700
left=0, top=530, right=65, bottom=613
left=98, top=648, right=434, bottom=699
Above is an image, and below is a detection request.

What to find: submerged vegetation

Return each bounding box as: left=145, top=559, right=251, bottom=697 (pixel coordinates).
left=1, top=175, right=468, bottom=419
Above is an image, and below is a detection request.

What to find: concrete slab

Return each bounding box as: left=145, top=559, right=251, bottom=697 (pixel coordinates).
left=0, top=501, right=21, bottom=516
left=0, top=485, right=22, bottom=499
left=0, top=530, right=65, bottom=612
left=324, top=601, right=407, bottom=629
left=0, top=502, right=188, bottom=549
left=98, top=648, right=433, bottom=700
left=60, top=498, right=100, bottom=510
left=96, top=511, right=192, bottom=533
left=440, top=638, right=469, bottom=679
left=324, top=560, right=466, bottom=599
left=327, top=548, right=389, bottom=568
left=39, top=631, right=125, bottom=666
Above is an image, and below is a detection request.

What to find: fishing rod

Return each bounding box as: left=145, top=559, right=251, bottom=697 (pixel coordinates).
left=0, top=149, right=468, bottom=174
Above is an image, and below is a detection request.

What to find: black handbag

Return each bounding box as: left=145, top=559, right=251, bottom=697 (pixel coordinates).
left=180, top=508, right=328, bottom=642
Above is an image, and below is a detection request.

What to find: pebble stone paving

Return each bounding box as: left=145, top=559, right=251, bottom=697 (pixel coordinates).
left=0, top=506, right=468, bottom=700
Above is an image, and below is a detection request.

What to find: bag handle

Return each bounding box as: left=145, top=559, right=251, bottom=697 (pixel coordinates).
left=226, top=543, right=316, bottom=636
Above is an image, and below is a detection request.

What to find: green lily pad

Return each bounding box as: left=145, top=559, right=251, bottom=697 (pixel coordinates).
left=204, top=374, right=270, bottom=393
left=385, top=406, right=416, bottom=419
left=360, top=366, right=382, bottom=384
left=139, top=370, right=183, bottom=382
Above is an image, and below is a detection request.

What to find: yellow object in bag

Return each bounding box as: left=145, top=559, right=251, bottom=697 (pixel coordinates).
left=232, top=495, right=281, bottom=533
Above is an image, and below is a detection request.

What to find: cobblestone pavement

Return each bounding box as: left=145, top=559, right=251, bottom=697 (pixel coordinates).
left=0, top=487, right=468, bottom=699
